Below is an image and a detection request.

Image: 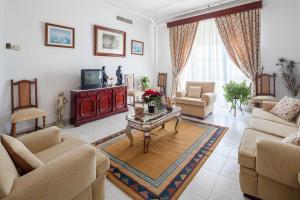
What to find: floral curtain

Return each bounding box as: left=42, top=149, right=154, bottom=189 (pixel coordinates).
left=215, top=9, right=261, bottom=97
left=169, top=22, right=198, bottom=97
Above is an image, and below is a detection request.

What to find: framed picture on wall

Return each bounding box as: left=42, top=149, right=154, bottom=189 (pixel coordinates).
left=131, top=40, right=144, bottom=55
left=45, top=23, right=75, bottom=48
left=94, top=25, right=126, bottom=57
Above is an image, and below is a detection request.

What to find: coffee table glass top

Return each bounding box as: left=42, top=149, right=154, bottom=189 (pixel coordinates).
left=127, top=106, right=181, bottom=124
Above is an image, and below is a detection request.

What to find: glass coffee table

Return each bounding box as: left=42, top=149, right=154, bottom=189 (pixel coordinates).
left=125, top=106, right=182, bottom=153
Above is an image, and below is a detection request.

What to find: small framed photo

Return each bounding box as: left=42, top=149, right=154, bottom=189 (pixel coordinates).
left=45, top=23, right=75, bottom=48
left=131, top=40, right=144, bottom=55
left=94, top=25, right=126, bottom=57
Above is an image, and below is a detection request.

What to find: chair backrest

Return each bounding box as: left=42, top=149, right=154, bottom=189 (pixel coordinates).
left=0, top=142, right=19, bottom=198
left=185, top=82, right=215, bottom=94
left=157, top=73, right=167, bottom=95
left=124, top=74, right=135, bottom=90
left=255, top=73, right=276, bottom=97
left=11, top=79, right=38, bottom=114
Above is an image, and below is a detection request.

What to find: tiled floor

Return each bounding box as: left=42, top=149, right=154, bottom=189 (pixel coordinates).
left=63, top=106, right=251, bottom=200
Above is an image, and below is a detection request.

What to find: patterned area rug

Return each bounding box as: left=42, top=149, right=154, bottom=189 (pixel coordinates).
left=93, top=119, right=228, bottom=200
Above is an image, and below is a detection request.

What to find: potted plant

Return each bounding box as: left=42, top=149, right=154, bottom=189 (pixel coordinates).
left=143, top=89, right=161, bottom=113
left=223, top=81, right=250, bottom=114
left=276, top=58, right=300, bottom=97
left=141, top=76, right=150, bottom=90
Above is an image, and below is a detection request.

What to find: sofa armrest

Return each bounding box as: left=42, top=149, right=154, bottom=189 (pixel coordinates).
left=262, top=101, right=277, bottom=112
left=176, top=91, right=186, bottom=98
left=9, top=145, right=96, bottom=200
left=256, top=139, right=300, bottom=189
left=201, top=93, right=217, bottom=105
left=18, top=126, right=62, bottom=154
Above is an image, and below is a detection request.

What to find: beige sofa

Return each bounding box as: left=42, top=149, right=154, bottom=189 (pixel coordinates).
left=239, top=101, right=300, bottom=200
left=0, top=127, right=109, bottom=200
left=174, top=82, right=216, bottom=118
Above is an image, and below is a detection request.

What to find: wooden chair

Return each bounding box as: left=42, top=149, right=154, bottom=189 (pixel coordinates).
left=157, top=73, right=167, bottom=96
left=253, top=72, right=277, bottom=108
left=124, top=74, right=137, bottom=106
left=11, top=78, right=46, bottom=137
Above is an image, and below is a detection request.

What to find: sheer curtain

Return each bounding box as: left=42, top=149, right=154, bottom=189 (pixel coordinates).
left=179, top=19, right=249, bottom=106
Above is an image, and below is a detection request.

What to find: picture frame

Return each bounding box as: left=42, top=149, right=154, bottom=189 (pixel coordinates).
left=45, top=23, right=75, bottom=48
left=131, top=40, right=144, bottom=56
left=94, top=25, right=126, bottom=57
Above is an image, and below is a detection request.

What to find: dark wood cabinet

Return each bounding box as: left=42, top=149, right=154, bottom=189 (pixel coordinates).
left=70, top=86, right=128, bottom=126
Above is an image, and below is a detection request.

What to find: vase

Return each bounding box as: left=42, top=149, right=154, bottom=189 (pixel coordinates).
left=148, top=102, right=155, bottom=113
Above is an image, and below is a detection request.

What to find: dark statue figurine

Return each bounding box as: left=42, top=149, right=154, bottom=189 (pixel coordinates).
left=101, top=66, right=109, bottom=87
left=116, top=66, right=123, bottom=85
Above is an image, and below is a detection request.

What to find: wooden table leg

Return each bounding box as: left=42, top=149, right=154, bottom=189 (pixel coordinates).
left=43, top=116, right=46, bottom=129
left=175, top=116, right=183, bottom=133
left=125, top=126, right=133, bottom=147
left=35, top=118, right=38, bottom=131
left=144, top=132, right=151, bottom=153
left=11, top=122, right=16, bottom=137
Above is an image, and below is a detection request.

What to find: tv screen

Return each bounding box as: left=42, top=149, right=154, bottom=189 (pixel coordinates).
left=81, top=69, right=102, bottom=90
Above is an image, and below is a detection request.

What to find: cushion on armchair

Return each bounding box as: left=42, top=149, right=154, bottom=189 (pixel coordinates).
left=270, top=96, right=300, bottom=121
left=187, top=86, right=202, bottom=99
left=1, top=134, right=44, bottom=174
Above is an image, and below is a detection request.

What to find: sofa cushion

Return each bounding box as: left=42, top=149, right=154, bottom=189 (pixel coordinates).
left=252, top=108, right=298, bottom=128
left=35, top=134, right=86, bottom=163
left=239, top=129, right=281, bottom=170
left=187, top=86, right=202, bottom=99
left=248, top=117, right=298, bottom=138
left=0, top=142, right=19, bottom=198
left=174, top=97, right=206, bottom=107
left=270, top=96, right=300, bottom=121
left=253, top=95, right=277, bottom=104
left=35, top=134, right=109, bottom=178
left=1, top=134, right=44, bottom=174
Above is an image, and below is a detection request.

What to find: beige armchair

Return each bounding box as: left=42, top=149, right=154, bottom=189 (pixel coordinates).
left=174, top=82, right=216, bottom=118
left=0, top=127, right=109, bottom=200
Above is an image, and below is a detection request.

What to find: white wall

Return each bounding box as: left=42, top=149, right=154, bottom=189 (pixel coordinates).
left=0, top=0, right=155, bottom=133
left=261, top=0, right=300, bottom=98
left=156, top=0, right=300, bottom=98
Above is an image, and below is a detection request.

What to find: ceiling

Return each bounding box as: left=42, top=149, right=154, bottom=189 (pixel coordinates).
left=100, top=0, right=236, bottom=23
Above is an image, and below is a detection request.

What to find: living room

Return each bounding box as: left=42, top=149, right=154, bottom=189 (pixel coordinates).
left=0, top=0, right=300, bottom=200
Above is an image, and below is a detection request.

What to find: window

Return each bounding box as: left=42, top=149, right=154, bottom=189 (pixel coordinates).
left=179, top=19, right=249, bottom=106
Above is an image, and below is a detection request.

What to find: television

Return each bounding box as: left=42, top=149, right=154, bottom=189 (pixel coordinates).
left=81, top=69, right=103, bottom=90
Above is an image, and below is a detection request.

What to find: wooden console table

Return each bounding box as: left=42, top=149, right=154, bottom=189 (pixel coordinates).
left=70, top=85, right=128, bottom=127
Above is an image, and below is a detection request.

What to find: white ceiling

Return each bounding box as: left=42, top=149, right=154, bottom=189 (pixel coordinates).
left=100, top=0, right=235, bottom=23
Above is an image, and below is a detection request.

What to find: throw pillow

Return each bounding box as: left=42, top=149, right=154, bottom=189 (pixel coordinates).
left=270, top=96, right=300, bottom=121
left=187, top=86, right=202, bottom=99
left=1, top=134, right=44, bottom=174
left=282, top=132, right=300, bottom=146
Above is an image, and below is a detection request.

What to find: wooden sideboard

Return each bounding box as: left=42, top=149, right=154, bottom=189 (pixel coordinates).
left=70, top=85, right=128, bottom=127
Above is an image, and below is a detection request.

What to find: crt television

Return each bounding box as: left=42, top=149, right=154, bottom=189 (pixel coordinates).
left=81, top=69, right=103, bottom=90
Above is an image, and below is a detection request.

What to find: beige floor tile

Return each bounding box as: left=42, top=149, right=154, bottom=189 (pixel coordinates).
left=220, top=157, right=240, bottom=182
left=180, top=168, right=219, bottom=200
left=208, top=175, right=246, bottom=200
left=202, top=153, right=227, bottom=174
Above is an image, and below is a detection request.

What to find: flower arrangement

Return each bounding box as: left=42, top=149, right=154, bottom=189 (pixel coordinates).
left=142, top=89, right=161, bottom=104
left=143, top=89, right=162, bottom=113
left=276, top=58, right=300, bottom=97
